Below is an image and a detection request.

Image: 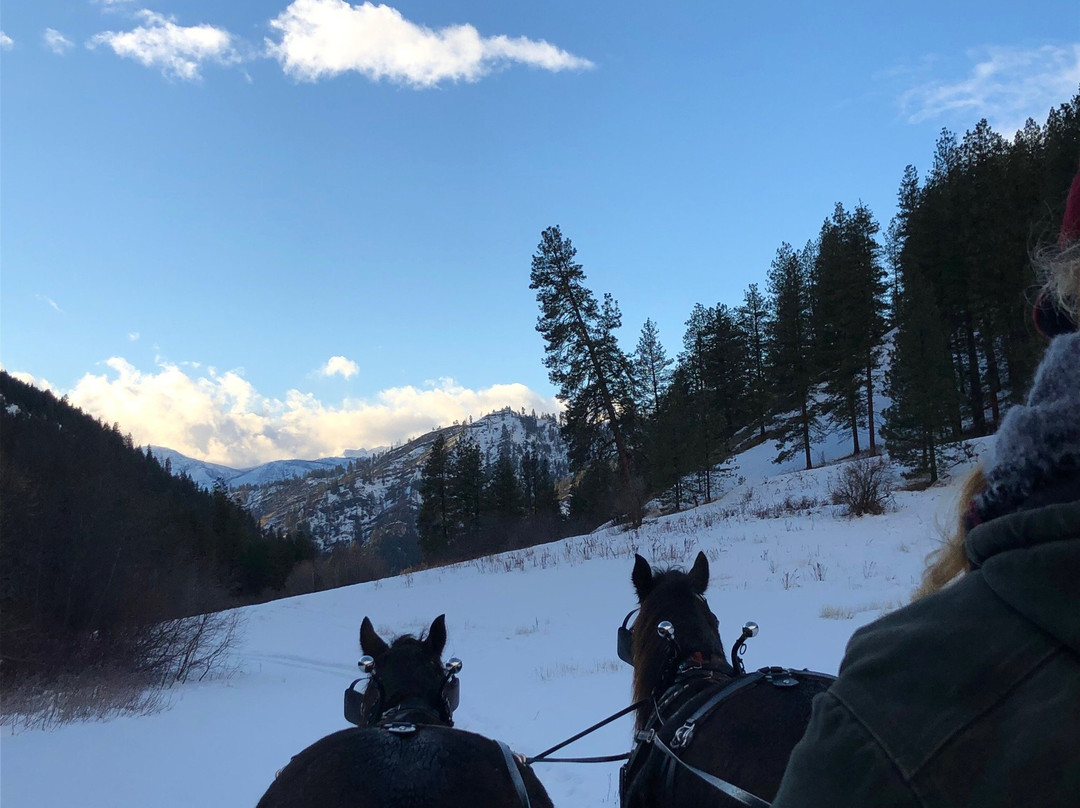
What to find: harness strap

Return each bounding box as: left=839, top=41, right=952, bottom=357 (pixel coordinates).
left=497, top=741, right=532, bottom=808
left=669, top=671, right=765, bottom=749
left=649, top=733, right=771, bottom=808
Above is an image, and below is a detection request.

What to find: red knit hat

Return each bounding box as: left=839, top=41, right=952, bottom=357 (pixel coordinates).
left=1032, top=163, right=1080, bottom=338
left=1059, top=164, right=1080, bottom=246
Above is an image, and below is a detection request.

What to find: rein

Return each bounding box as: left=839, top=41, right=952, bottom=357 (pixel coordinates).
left=524, top=699, right=647, bottom=765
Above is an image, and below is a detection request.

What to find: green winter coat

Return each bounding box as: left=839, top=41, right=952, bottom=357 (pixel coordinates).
left=772, top=499, right=1080, bottom=808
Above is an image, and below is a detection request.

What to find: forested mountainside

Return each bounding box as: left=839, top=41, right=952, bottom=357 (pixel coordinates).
left=0, top=372, right=314, bottom=682
left=230, top=408, right=569, bottom=564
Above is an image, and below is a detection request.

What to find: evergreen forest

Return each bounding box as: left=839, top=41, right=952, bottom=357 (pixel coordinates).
left=485, top=92, right=1080, bottom=532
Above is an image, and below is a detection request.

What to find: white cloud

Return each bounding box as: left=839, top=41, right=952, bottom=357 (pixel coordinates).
left=1, top=31, right=14, bottom=50
left=44, top=28, right=74, bottom=55
left=89, top=10, right=239, bottom=80
left=319, top=355, right=359, bottom=379
left=266, top=0, right=593, bottom=86
left=128, top=332, right=140, bottom=341
left=35, top=294, right=65, bottom=314
left=61, top=357, right=560, bottom=467
left=901, top=44, right=1080, bottom=134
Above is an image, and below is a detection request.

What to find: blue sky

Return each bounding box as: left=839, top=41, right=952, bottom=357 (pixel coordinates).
left=3, top=0, right=1078, bottom=466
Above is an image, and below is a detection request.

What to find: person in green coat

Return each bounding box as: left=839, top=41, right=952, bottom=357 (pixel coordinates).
left=772, top=169, right=1080, bottom=808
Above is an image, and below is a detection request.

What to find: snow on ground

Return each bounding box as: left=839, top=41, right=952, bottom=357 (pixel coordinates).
left=1, top=445, right=984, bottom=808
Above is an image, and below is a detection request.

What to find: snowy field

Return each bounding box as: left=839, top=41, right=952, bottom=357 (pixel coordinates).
left=1, top=438, right=985, bottom=808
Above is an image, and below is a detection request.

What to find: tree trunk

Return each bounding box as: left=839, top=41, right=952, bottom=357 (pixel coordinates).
left=866, top=351, right=877, bottom=455
left=964, top=317, right=986, bottom=434
left=981, top=331, right=1001, bottom=427
left=801, top=398, right=813, bottom=470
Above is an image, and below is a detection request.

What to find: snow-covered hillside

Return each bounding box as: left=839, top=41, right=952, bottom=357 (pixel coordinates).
left=147, top=446, right=357, bottom=491
left=1, top=435, right=985, bottom=808
left=235, top=407, right=568, bottom=550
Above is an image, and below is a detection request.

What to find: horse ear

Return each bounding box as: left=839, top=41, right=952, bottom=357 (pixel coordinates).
left=688, top=551, right=709, bottom=594
left=360, top=616, right=390, bottom=658
left=425, top=614, right=447, bottom=657
left=632, top=554, right=654, bottom=600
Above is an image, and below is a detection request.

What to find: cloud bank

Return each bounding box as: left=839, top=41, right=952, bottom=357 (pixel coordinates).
left=89, top=10, right=239, bottom=80
left=266, top=0, right=593, bottom=86
left=59, top=357, right=560, bottom=467
left=901, top=44, right=1080, bottom=134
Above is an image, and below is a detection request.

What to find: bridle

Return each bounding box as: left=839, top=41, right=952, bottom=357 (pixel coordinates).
left=617, top=600, right=758, bottom=677
left=344, top=654, right=463, bottom=729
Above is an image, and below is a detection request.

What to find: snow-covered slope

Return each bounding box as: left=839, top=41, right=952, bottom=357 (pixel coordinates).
left=234, top=408, right=568, bottom=550
left=1, top=432, right=987, bottom=808
left=146, top=446, right=355, bottom=491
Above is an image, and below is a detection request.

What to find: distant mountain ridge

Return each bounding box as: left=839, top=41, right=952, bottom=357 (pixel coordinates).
left=153, top=408, right=569, bottom=560
left=146, top=447, right=367, bottom=491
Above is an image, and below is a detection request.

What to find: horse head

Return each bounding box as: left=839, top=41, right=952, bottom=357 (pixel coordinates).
left=628, top=552, right=732, bottom=725
left=357, top=614, right=461, bottom=727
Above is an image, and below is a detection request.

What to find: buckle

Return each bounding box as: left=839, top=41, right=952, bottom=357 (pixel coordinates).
left=671, top=720, right=695, bottom=749
left=634, top=729, right=656, bottom=744
left=383, top=722, right=418, bottom=735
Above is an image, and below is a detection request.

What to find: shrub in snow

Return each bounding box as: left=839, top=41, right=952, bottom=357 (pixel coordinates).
left=830, top=456, right=894, bottom=517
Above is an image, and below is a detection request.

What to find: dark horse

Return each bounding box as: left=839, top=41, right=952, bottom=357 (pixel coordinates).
left=620, top=553, right=834, bottom=808
left=256, top=615, right=554, bottom=808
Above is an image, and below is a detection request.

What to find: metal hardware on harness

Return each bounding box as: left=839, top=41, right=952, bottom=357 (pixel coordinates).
left=358, top=655, right=375, bottom=673
left=761, top=666, right=799, bottom=687
left=383, top=722, right=418, bottom=735
left=657, top=620, right=676, bottom=642
left=670, top=720, right=696, bottom=750
left=729, top=621, right=758, bottom=675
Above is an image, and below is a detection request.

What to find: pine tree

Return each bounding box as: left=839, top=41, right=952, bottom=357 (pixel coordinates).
left=416, top=435, right=451, bottom=559
left=486, top=442, right=522, bottom=519
left=530, top=226, right=638, bottom=515
left=737, top=283, right=771, bottom=440
left=812, top=202, right=888, bottom=455
left=633, top=318, right=672, bottom=417
left=767, top=242, right=822, bottom=469
left=448, top=436, right=483, bottom=543
left=883, top=269, right=956, bottom=481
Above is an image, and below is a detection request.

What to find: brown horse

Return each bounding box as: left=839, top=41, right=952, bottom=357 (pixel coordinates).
left=256, top=615, right=554, bottom=808
left=620, top=553, right=833, bottom=807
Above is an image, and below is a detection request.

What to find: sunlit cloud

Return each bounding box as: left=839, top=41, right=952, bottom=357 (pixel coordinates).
left=266, top=0, right=593, bottom=86
left=319, top=355, right=359, bottom=379
left=900, top=44, right=1080, bottom=134
left=1, top=31, right=14, bottom=50
left=89, top=10, right=239, bottom=80
left=44, top=28, right=74, bottom=54
left=60, top=357, right=561, bottom=467
left=35, top=294, right=65, bottom=314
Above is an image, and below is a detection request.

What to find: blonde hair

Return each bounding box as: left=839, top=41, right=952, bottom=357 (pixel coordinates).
left=1035, top=238, right=1080, bottom=324
left=912, top=467, right=987, bottom=600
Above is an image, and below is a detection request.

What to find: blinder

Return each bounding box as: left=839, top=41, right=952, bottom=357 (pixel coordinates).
left=343, top=656, right=463, bottom=727
left=617, top=608, right=638, bottom=666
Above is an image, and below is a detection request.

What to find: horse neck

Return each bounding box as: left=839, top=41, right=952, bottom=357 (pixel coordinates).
left=378, top=698, right=450, bottom=727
